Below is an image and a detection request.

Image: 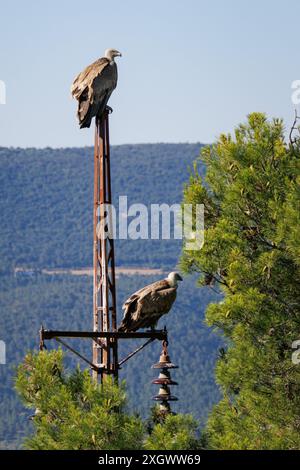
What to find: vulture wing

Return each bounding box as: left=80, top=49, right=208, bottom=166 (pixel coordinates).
left=71, top=58, right=109, bottom=101
left=119, top=280, right=177, bottom=332
left=122, top=280, right=168, bottom=309
left=71, top=57, right=118, bottom=128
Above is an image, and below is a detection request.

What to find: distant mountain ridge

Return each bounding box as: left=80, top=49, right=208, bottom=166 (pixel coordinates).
left=0, top=143, right=205, bottom=273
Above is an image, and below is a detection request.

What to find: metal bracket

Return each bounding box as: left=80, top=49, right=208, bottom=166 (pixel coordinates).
left=39, top=326, right=168, bottom=373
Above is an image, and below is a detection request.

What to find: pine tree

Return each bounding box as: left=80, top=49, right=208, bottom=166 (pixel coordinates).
left=15, top=349, right=201, bottom=450
left=181, top=113, right=300, bottom=449
left=15, top=350, right=144, bottom=450
left=144, top=412, right=201, bottom=450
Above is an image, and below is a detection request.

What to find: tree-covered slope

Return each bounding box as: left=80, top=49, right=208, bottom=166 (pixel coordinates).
left=0, top=143, right=205, bottom=272
left=0, top=143, right=221, bottom=448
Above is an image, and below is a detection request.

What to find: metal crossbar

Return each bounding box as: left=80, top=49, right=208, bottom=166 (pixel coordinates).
left=39, top=327, right=168, bottom=373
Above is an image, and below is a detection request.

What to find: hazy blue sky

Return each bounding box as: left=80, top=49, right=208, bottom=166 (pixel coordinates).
left=0, top=0, right=299, bottom=147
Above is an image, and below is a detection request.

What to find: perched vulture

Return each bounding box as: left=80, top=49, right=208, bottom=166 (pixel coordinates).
left=71, top=48, right=122, bottom=128
left=118, top=272, right=183, bottom=332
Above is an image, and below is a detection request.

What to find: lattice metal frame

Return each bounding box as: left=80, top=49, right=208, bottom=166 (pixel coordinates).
left=39, top=110, right=169, bottom=389
left=93, top=111, right=118, bottom=380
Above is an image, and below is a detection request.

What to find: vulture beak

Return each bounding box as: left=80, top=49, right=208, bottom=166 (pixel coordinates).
left=117, top=52, right=122, bottom=57
left=177, top=274, right=183, bottom=281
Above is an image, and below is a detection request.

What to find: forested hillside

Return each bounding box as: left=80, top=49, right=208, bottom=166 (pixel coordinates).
left=0, top=144, right=222, bottom=448
left=0, top=144, right=205, bottom=272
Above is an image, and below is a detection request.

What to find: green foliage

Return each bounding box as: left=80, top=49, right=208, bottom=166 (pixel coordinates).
left=15, top=350, right=201, bottom=450
left=15, top=350, right=144, bottom=450
left=181, top=113, right=300, bottom=449
left=144, top=412, right=201, bottom=450
left=0, top=273, right=221, bottom=448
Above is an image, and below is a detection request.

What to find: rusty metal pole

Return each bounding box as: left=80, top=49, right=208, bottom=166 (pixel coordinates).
left=93, top=111, right=118, bottom=382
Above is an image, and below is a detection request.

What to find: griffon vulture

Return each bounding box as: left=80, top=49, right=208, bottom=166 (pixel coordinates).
left=71, top=48, right=122, bottom=128
left=118, top=272, right=183, bottom=332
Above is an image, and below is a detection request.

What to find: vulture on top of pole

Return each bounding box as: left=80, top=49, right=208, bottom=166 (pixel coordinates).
left=71, top=48, right=122, bottom=128
left=118, top=272, right=183, bottom=332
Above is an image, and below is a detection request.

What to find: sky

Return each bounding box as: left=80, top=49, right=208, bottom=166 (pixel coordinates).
left=0, top=0, right=299, bottom=148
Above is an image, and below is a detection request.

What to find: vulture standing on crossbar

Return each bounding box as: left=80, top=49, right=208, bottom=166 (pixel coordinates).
left=71, top=48, right=122, bottom=128
left=118, top=272, right=183, bottom=332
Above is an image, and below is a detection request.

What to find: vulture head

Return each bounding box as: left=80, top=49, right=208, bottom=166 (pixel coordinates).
left=105, top=48, right=122, bottom=62
left=167, top=272, right=183, bottom=287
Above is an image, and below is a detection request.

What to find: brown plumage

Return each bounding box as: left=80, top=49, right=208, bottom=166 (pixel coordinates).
left=71, top=49, right=121, bottom=128
left=118, top=272, right=182, bottom=332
